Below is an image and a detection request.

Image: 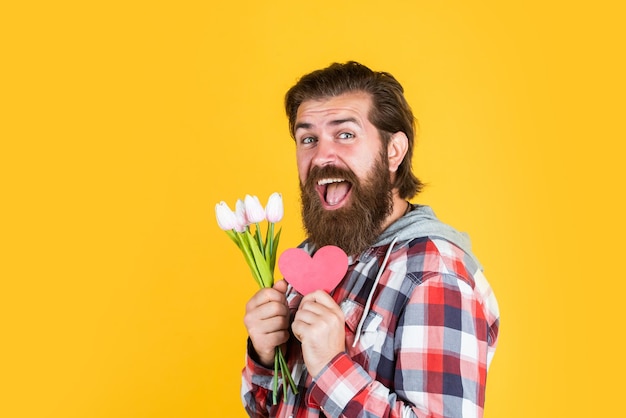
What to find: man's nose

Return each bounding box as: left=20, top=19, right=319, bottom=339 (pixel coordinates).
left=311, top=137, right=338, bottom=167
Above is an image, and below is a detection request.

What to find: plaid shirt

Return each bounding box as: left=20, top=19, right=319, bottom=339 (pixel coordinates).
left=242, top=229, right=500, bottom=418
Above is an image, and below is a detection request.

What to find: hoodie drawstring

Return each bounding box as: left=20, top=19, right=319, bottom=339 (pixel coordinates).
left=352, top=236, right=398, bottom=347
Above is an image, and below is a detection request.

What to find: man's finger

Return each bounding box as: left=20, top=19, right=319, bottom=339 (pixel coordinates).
left=301, top=290, right=337, bottom=310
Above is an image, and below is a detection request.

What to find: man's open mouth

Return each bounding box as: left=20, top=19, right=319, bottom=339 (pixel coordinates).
left=316, top=177, right=352, bottom=207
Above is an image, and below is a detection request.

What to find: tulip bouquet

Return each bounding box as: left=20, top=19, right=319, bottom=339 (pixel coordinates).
left=215, top=192, right=297, bottom=403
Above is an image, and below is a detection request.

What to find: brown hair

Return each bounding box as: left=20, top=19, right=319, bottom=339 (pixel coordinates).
left=284, top=61, right=423, bottom=199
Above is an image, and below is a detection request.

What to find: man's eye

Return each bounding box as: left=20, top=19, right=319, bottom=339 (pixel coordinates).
left=338, top=132, right=354, bottom=139
left=301, top=136, right=316, bottom=145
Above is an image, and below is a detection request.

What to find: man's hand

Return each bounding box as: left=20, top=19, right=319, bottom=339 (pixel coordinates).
left=243, top=280, right=290, bottom=367
left=292, top=290, right=345, bottom=377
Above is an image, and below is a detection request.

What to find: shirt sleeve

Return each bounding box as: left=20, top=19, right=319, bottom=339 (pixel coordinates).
left=306, top=272, right=492, bottom=418
left=241, top=339, right=274, bottom=418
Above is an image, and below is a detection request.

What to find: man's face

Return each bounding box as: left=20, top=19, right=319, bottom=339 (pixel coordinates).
left=294, top=92, right=394, bottom=255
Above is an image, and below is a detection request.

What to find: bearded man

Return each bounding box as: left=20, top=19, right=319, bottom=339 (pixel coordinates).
left=241, top=61, right=500, bottom=418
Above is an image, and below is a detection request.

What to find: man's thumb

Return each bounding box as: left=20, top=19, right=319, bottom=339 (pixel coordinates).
left=273, top=279, right=288, bottom=293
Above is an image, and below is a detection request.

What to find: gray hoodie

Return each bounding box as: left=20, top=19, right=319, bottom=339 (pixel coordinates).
left=375, top=204, right=483, bottom=271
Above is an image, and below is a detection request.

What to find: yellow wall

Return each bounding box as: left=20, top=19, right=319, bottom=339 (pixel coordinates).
left=2, top=1, right=624, bottom=417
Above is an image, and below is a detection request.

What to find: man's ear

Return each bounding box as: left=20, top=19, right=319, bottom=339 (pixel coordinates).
left=387, top=131, right=409, bottom=173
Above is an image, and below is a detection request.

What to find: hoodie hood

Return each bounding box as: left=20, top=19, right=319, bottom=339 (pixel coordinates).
left=374, top=204, right=483, bottom=271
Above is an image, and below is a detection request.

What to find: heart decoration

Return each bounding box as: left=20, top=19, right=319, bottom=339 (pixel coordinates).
left=278, top=245, right=349, bottom=295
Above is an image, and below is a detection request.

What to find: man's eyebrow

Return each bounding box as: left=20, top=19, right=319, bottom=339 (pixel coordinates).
left=294, top=122, right=313, bottom=132
left=329, top=117, right=360, bottom=126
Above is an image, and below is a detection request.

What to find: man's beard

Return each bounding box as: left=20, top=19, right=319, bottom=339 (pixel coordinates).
left=300, top=152, right=393, bottom=256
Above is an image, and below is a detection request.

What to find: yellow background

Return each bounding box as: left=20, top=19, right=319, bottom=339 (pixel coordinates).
left=1, top=1, right=624, bottom=417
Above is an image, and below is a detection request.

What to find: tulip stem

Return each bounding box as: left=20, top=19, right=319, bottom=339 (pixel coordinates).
left=266, top=222, right=274, bottom=271
left=273, top=348, right=280, bottom=405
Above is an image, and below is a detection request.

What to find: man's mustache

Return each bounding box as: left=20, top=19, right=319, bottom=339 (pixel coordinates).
left=305, top=165, right=359, bottom=188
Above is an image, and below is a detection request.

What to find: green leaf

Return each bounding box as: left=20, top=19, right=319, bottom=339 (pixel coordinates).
left=254, top=223, right=265, bottom=258
left=225, top=229, right=241, bottom=249
left=270, top=227, right=282, bottom=273
left=245, top=231, right=273, bottom=288
left=235, top=232, right=263, bottom=288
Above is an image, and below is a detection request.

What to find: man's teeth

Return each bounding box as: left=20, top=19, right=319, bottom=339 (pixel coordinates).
left=317, top=178, right=345, bottom=186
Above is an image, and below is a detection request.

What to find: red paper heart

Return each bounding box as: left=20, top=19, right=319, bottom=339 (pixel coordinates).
left=278, top=246, right=349, bottom=295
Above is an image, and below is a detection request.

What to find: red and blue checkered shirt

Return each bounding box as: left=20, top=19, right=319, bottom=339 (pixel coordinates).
left=242, top=206, right=500, bottom=418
